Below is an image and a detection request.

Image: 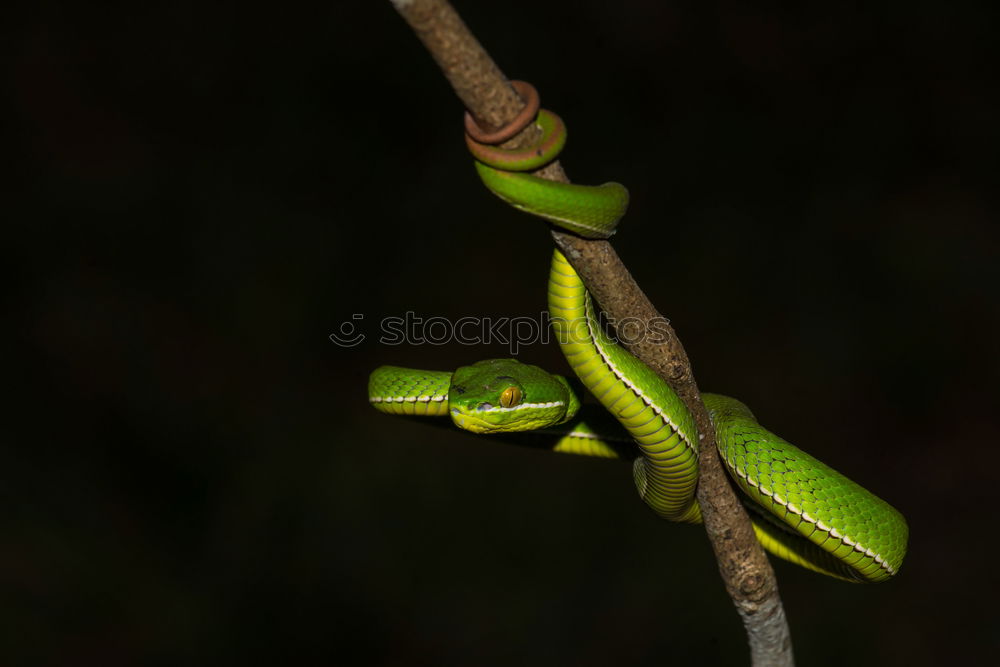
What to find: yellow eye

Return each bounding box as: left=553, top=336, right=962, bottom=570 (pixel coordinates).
left=499, top=386, right=522, bottom=408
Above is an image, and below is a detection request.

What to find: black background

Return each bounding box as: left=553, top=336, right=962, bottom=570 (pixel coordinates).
left=9, top=1, right=999, bottom=664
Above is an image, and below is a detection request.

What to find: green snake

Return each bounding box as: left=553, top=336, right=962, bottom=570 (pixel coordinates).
left=369, top=81, right=908, bottom=583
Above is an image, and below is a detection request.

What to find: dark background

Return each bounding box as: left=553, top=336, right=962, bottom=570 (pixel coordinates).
left=8, top=1, right=999, bottom=664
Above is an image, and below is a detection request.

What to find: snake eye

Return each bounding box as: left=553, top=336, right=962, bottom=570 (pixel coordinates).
left=499, top=386, right=522, bottom=408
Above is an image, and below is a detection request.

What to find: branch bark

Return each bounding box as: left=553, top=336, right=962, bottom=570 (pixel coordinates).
left=390, top=1, right=793, bottom=664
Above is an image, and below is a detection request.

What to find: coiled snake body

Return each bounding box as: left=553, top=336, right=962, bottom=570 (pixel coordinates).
left=369, top=83, right=908, bottom=583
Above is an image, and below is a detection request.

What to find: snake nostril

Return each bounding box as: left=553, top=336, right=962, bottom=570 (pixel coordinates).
left=477, top=402, right=493, bottom=412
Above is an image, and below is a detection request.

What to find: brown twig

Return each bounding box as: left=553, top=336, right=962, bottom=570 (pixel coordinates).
left=390, top=0, right=794, bottom=664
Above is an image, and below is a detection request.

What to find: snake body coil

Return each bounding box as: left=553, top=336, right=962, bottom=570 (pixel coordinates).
left=369, top=82, right=908, bottom=582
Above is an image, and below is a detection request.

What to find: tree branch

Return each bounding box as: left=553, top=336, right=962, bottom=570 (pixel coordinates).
left=390, top=0, right=793, bottom=664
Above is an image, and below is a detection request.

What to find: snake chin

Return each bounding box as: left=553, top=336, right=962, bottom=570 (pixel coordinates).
left=451, top=407, right=509, bottom=434
left=450, top=406, right=556, bottom=434
left=450, top=411, right=494, bottom=434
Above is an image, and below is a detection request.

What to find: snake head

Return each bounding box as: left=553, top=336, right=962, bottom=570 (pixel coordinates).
left=448, top=359, right=580, bottom=434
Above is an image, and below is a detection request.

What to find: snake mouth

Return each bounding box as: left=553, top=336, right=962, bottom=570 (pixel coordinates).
left=450, top=407, right=507, bottom=434
left=450, top=401, right=569, bottom=434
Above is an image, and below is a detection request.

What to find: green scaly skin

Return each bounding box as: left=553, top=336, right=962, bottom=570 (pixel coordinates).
left=369, top=102, right=909, bottom=583
left=547, top=249, right=907, bottom=582
left=370, top=359, right=581, bottom=434
left=471, top=109, right=629, bottom=239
